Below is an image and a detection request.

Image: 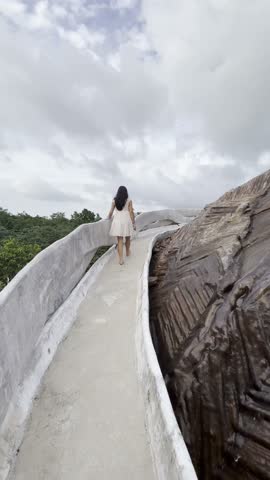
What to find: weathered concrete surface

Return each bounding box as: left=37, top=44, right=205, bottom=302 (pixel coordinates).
left=136, top=209, right=200, bottom=232
left=149, top=169, right=270, bottom=479
left=0, top=208, right=197, bottom=445
left=0, top=219, right=114, bottom=433
left=0, top=209, right=199, bottom=480
left=0, top=246, right=115, bottom=480
left=136, top=229, right=198, bottom=480
left=9, top=230, right=171, bottom=480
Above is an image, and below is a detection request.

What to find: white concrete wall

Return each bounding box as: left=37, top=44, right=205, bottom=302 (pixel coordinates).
left=0, top=244, right=116, bottom=480
left=0, top=208, right=199, bottom=480
left=136, top=209, right=200, bottom=231
left=0, top=219, right=113, bottom=431
left=136, top=230, right=198, bottom=480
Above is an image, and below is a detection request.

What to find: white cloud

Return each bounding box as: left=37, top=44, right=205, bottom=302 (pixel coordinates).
left=14, top=177, right=85, bottom=203
left=126, top=26, right=152, bottom=54
left=58, top=24, right=105, bottom=50
left=0, top=0, right=270, bottom=218
left=51, top=4, right=68, bottom=19
left=141, top=0, right=270, bottom=159
left=0, top=0, right=26, bottom=16
left=27, top=0, right=52, bottom=30
left=111, top=0, right=137, bottom=10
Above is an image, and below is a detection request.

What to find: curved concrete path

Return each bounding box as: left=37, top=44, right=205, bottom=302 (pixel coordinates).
left=11, top=229, right=172, bottom=480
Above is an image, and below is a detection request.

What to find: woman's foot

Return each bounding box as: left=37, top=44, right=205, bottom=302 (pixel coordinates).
left=119, top=258, right=124, bottom=265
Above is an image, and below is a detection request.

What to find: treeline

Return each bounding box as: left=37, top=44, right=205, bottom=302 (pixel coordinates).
left=0, top=208, right=101, bottom=291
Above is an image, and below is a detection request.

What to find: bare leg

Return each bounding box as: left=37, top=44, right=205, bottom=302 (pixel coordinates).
left=126, top=236, right=131, bottom=256
left=117, top=236, right=124, bottom=264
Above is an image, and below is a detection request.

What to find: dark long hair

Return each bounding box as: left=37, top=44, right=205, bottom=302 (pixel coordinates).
left=114, top=186, right=128, bottom=211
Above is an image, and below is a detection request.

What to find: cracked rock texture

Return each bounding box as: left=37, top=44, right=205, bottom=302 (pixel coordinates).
left=149, top=169, right=270, bottom=480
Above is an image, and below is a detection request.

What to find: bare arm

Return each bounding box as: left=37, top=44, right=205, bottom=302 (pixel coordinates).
left=107, top=200, right=115, bottom=219
left=128, top=200, right=136, bottom=229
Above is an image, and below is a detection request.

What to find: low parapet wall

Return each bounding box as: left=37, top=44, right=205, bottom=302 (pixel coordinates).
left=0, top=219, right=113, bottom=431
left=136, top=230, right=198, bottom=480
left=136, top=208, right=200, bottom=231
left=0, top=208, right=199, bottom=479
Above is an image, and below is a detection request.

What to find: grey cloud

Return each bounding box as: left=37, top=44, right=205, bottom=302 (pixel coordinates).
left=82, top=154, right=123, bottom=178
left=16, top=178, right=85, bottom=203
left=0, top=18, right=168, bottom=151
left=129, top=162, right=249, bottom=211
left=174, top=164, right=247, bottom=208
left=1, top=1, right=270, bottom=217
left=0, top=154, right=13, bottom=164
left=142, top=0, right=270, bottom=160
left=47, top=144, right=75, bottom=168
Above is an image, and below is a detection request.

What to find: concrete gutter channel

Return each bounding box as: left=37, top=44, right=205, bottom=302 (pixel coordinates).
left=0, top=211, right=199, bottom=480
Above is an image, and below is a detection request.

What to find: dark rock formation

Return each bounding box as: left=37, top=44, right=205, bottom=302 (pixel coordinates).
left=149, top=170, right=270, bottom=480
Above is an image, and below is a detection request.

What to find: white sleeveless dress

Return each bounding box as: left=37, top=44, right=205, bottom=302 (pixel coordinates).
left=109, top=197, right=134, bottom=237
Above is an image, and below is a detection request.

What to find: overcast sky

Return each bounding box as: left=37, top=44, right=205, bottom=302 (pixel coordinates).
left=0, top=0, right=270, bottom=218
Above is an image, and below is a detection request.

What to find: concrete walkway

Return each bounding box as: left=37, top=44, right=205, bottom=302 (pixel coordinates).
left=11, top=231, right=162, bottom=480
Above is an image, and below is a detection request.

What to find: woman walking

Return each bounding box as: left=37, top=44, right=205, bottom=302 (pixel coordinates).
left=108, top=186, right=136, bottom=265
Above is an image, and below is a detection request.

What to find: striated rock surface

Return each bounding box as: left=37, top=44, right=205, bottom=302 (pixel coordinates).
left=149, top=170, right=270, bottom=479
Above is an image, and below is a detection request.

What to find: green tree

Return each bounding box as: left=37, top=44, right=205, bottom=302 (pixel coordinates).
left=0, top=207, right=15, bottom=230
left=16, top=224, right=72, bottom=249
left=0, top=225, right=10, bottom=242
left=0, top=239, right=41, bottom=288
left=71, top=209, right=101, bottom=227
left=0, top=206, right=102, bottom=292
left=50, top=212, right=67, bottom=222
